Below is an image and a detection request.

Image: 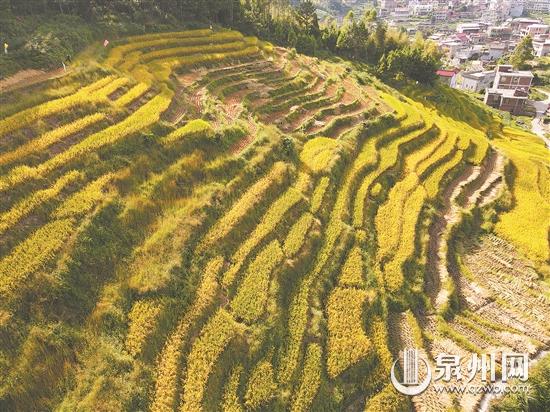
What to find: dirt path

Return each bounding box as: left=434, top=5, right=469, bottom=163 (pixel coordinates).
left=0, top=68, right=69, bottom=93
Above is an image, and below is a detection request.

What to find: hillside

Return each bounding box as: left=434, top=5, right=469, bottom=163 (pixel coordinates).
left=0, top=27, right=549, bottom=412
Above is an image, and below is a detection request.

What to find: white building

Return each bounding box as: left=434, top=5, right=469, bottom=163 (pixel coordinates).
left=526, top=0, right=550, bottom=13
left=533, top=39, right=550, bottom=56
left=457, top=70, right=496, bottom=92
left=521, top=24, right=550, bottom=37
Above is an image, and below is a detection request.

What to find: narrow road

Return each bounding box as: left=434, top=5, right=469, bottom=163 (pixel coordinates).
left=0, top=67, right=70, bottom=94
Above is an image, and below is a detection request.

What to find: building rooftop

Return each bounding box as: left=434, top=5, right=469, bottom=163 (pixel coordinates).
left=437, top=69, right=460, bottom=77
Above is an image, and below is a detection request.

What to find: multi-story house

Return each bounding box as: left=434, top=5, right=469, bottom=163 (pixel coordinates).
left=521, top=24, right=550, bottom=37
left=484, top=65, right=534, bottom=115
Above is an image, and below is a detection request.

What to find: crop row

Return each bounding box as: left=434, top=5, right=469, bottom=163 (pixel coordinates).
left=0, top=89, right=172, bottom=192
left=0, top=218, right=74, bottom=299
left=151, top=256, right=223, bottom=412
left=179, top=309, right=244, bottom=412
left=162, top=119, right=214, bottom=145
left=0, top=170, right=82, bottom=236
left=53, top=173, right=115, bottom=218
left=0, top=113, right=106, bottom=167
left=107, top=31, right=243, bottom=68
left=283, top=212, right=314, bottom=258
left=352, top=122, right=430, bottom=228
left=139, top=38, right=258, bottom=66
left=222, top=187, right=303, bottom=289
left=125, top=298, right=165, bottom=357
left=380, top=185, right=427, bottom=292
left=243, top=359, right=277, bottom=409
left=257, top=77, right=324, bottom=114
left=423, top=149, right=465, bottom=198
left=199, top=161, right=289, bottom=250
left=114, top=83, right=150, bottom=107
left=310, top=176, right=330, bottom=213
left=285, top=86, right=344, bottom=125
left=161, top=47, right=261, bottom=81
left=339, top=246, right=365, bottom=287
left=0, top=76, right=116, bottom=138
left=222, top=365, right=243, bottom=412
left=495, top=128, right=550, bottom=262
left=299, top=98, right=360, bottom=132
left=291, top=343, right=322, bottom=412
left=230, top=240, right=283, bottom=323
left=124, top=29, right=213, bottom=43
left=299, top=137, right=343, bottom=175
left=327, top=287, right=371, bottom=378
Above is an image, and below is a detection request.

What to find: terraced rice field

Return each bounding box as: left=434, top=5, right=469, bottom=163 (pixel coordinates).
left=0, top=28, right=549, bottom=411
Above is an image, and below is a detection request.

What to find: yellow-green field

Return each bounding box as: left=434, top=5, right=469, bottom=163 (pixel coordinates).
left=0, top=28, right=549, bottom=412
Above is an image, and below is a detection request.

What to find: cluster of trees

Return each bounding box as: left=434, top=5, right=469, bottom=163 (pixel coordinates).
left=0, top=0, right=443, bottom=84
left=234, top=1, right=442, bottom=84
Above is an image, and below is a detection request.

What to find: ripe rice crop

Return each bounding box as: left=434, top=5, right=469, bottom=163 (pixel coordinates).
left=0, top=76, right=116, bottom=138
left=179, top=309, right=244, bottom=412
left=151, top=256, right=222, bottom=412
left=106, top=31, right=243, bottom=68
left=310, top=176, right=330, bottom=213
left=0, top=218, right=75, bottom=299
left=327, top=287, right=371, bottom=378
left=222, top=366, right=244, bottom=412
left=283, top=213, right=314, bottom=257
left=494, top=130, right=550, bottom=262
left=0, top=89, right=172, bottom=192
left=291, top=343, right=322, bottom=412
left=300, top=138, right=343, bottom=175
left=423, top=150, right=464, bottom=198
left=126, top=298, right=165, bottom=357
left=160, top=47, right=260, bottom=71
left=339, top=246, right=364, bottom=287
left=381, top=185, right=427, bottom=292
left=222, top=187, right=303, bottom=288
left=54, top=173, right=115, bottom=218
left=230, top=240, right=283, bottom=323
left=114, top=83, right=149, bottom=107
left=162, top=119, right=214, bottom=145
left=0, top=113, right=106, bottom=166
left=199, top=162, right=289, bottom=250
left=140, top=40, right=252, bottom=65
left=0, top=170, right=82, bottom=236
left=243, top=359, right=276, bottom=409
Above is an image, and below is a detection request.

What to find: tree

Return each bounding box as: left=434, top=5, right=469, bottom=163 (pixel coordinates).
left=510, top=35, right=534, bottom=69
left=378, top=42, right=442, bottom=84
left=294, top=0, right=320, bottom=37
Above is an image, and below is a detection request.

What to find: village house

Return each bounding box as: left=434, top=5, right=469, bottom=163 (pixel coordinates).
left=457, top=70, right=496, bottom=92
left=533, top=38, right=550, bottom=56
left=484, top=65, right=534, bottom=115
left=436, top=69, right=460, bottom=87
left=521, top=23, right=550, bottom=37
